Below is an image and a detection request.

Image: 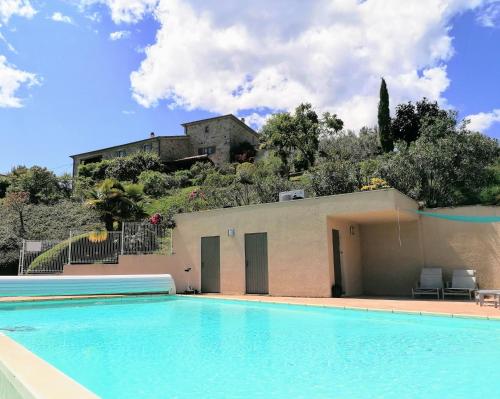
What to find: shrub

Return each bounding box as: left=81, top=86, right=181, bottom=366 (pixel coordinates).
left=77, top=160, right=110, bottom=181
left=361, top=178, right=390, bottom=191
left=308, top=160, right=359, bottom=196
left=172, top=170, right=192, bottom=188
left=0, top=176, right=10, bottom=198
left=479, top=185, right=500, bottom=205
left=189, top=162, right=217, bottom=185
left=105, top=152, right=163, bottom=182
left=139, top=171, right=169, bottom=198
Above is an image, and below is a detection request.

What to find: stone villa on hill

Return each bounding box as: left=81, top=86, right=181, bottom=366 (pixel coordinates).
left=70, top=114, right=259, bottom=176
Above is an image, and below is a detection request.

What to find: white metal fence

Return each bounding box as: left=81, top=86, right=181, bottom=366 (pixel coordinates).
left=18, top=222, right=173, bottom=275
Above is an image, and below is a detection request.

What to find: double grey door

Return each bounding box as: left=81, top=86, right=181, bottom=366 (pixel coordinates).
left=245, top=233, right=269, bottom=294
left=201, top=236, right=220, bottom=293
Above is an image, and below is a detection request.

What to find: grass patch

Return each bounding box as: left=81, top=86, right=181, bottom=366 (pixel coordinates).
left=144, top=186, right=198, bottom=215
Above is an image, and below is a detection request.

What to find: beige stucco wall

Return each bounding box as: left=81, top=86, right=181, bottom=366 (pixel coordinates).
left=360, top=205, right=500, bottom=296
left=420, top=206, right=500, bottom=288
left=63, top=189, right=416, bottom=297
left=169, top=189, right=415, bottom=297
left=63, top=255, right=193, bottom=292
left=360, top=221, right=424, bottom=296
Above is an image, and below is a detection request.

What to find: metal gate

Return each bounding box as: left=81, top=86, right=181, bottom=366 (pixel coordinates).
left=18, top=222, right=173, bottom=275
left=201, top=236, right=220, bottom=293
left=245, top=232, right=268, bottom=294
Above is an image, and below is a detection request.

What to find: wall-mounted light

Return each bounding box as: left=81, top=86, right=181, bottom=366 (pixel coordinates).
left=228, top=228, right=235, bottom=237
left=349, top=225, right=355, bottom=236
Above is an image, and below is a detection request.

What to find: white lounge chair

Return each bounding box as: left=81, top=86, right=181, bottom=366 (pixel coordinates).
left=412, top=268, right=443, bottom=299
left=442, top=269, right=477, bottom=300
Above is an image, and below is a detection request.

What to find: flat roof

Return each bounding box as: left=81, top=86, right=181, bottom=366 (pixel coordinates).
left=175, top=188, right=419, bottom=223
left=70, top=135, right=188, bottom=158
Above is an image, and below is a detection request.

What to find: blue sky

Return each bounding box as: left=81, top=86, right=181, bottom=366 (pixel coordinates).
left=0, top=0, right=499, bottom=175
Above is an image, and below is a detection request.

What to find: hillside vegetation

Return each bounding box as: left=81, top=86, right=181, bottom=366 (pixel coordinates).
left=0, top=96, right=498, bottom=274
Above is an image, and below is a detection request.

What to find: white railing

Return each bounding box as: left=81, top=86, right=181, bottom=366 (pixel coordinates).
left=18, top=222, right=173, bottom=275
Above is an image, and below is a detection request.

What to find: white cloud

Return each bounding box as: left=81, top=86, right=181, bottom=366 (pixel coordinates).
left=241, top=112, right=270, bottom=130
left=110, top=30, right=130, bottom=40
left=0, top=0, right=35, bottom=25
left=88, top=0, right=496, bottom=129
left=476, top=2, right=500, bottom=27
left=86, top=12, right=101, bottom=23
left=0, top=55, right=39, bottom=107
left=0, top=1, right=38, bottom=107
left=51, top=12, right=73, bottom=24
left=80, top=0, right=158, bottom=24
left=466, top=109, right=500, bottom=131
left=0, top=32, right=17, bottom=53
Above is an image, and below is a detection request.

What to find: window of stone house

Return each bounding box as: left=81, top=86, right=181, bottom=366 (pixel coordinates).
left=143, top=144, right=152, bottom=152
left=204, top=125, right=209, bottom=133
left=198, top=146, right=216, bottom=155
left=116, top=150, right=126, bottom=157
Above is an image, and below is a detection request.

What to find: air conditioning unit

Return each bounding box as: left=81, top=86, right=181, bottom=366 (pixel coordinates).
left=279, top=189, right=305, bottom=202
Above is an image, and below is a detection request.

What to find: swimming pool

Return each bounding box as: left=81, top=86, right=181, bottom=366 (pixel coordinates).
left=1, top=296, right=499, bottom=398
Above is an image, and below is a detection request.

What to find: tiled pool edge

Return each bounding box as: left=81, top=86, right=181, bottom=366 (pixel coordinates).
left=0, top=334, right=100, bottom=399
left=187, top=295, right=500, bottom=321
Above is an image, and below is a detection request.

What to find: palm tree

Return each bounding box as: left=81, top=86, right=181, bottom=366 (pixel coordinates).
left=85, top=179, right=145, bottom=230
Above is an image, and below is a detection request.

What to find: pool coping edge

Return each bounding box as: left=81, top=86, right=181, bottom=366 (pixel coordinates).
left=0, top=333, right=100, bottom=399
left=183, top=295, right=500, bottom=321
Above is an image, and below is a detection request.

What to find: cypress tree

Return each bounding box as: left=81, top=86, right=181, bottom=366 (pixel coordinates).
left=378, top=78, right=393, bottom=152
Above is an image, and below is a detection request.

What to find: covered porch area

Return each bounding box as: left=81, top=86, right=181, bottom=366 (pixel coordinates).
left=325, top=194, right=421, bottom=298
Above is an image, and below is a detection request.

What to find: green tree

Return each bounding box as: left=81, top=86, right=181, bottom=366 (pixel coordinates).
left=391, top=98, right=449, bottom=145
left=378, top=78, right=393, bottom=152
left=4, top=191, right=29, bottom=237
left=85, top=179, right=145, bottom=230
left=8, top=166, right=63, bottom=204
left=318, top=127, right=381, bottom=163
left=381, top=122, right=499, bottom=207
left=260, top=103, right=343, bottom=174
left=479, top=161, right=500, bottom=205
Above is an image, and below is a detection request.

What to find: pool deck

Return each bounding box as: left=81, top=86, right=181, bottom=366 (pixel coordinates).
left=189, top=294, right=500, bottom=320
left=1, top=293, right=499, bottom=319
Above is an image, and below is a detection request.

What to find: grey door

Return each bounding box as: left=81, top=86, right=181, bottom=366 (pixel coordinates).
left=332, top=229, right=343, bottom=297
left=245, top=233, right=269, bottom=294
left=201, top=236, right=220, bottom=293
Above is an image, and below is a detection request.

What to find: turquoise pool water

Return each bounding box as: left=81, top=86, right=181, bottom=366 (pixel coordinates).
left=1, top=296, right=499, bottom=398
